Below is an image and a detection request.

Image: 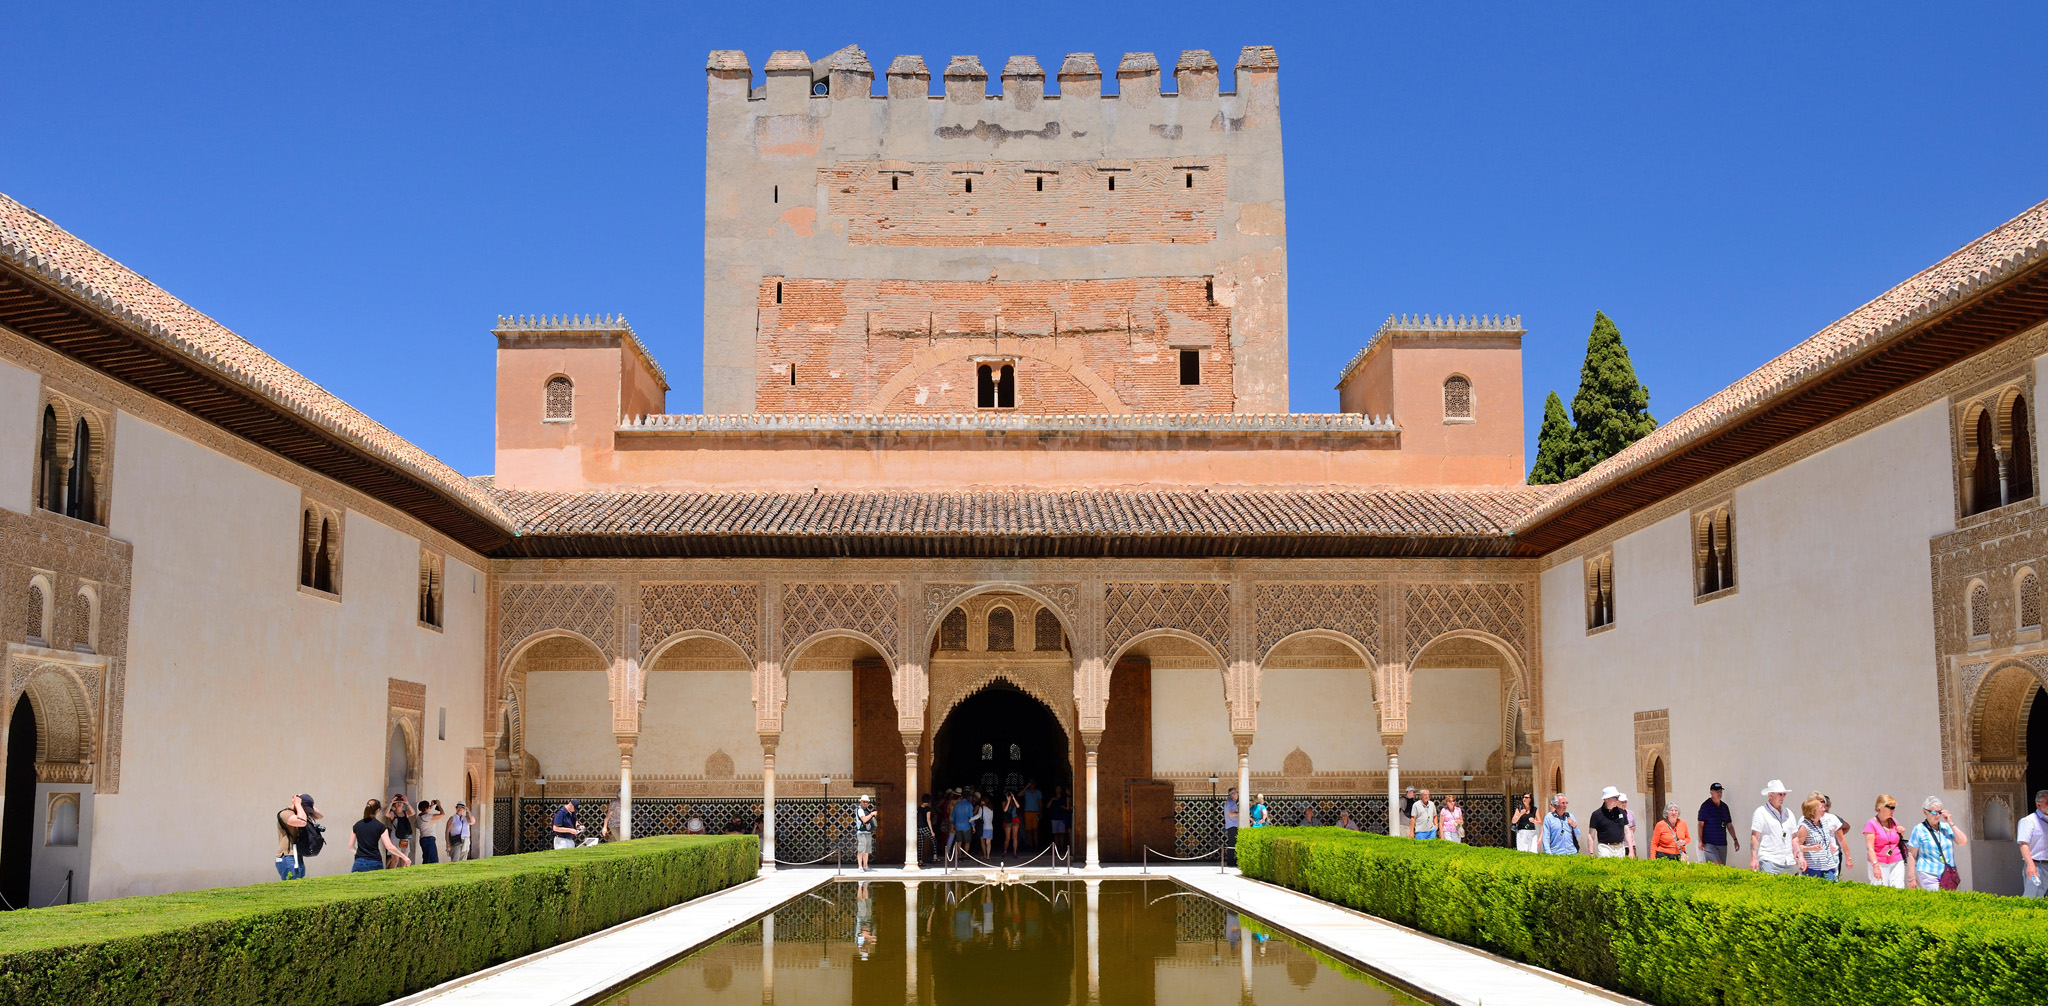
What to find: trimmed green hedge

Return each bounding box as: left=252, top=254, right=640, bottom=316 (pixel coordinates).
left=0, top=834, right=757, bottom=1006
left=1239, top=827, right=2048, bottom=1006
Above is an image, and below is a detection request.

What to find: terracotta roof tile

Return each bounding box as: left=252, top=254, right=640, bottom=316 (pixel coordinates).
left=487, top=484, right=1558, bottom=540
left=1523, top=196, right=2048, bottom=531
left=0, top=192, right=513, bottom=531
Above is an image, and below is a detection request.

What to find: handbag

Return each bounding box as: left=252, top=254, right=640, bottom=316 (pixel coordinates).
left=1917, top=822, right=1962, bottom=890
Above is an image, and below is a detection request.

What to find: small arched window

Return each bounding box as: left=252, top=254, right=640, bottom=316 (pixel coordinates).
left=26, top=580, right=47, bottom=643
left=1970, top=409, right=1999, bottom=515
left=1443, top=375, right=1472, bottom=420
left=419, top=551, right=444, bottom=628
left=981, top=743, right=994, bottom=761
left=1695, top=507, right=1736, bottom=597
left=46, top=794, right=79, bottom=847
left=2012, top=395, right=2035, bottom=502
left=1585, top=551, right=1614, bottom=630
left=544, top=376, right=574, bottom=421
left=939, top=609, right=967, bottom=650
left=2020, top=571, right=2040, bottom=630
left=986, top=607, right=1015, bottom=651
left=1034, top=608, right=1063, bottom=651
left=1970, top=581, right=1992, bottom=638
left=312, top=518, right=336, bottom=593
left=72, top=588, right=96, bottom=653
left=299, top=509, right=319, bottom=587
left=38, top=405, right=62, bottom=513
left=66, top=418, right=96, bottom=522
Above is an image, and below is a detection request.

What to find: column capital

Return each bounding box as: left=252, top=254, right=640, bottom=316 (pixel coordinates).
left=1382, top=733, right=1404, bottom=753
left=758, top=731, right=780, bottom=754
left=900, top=731, right=923, bottom=753
left=1080, top=729, right=1104, bottom=751
left=615, top=733, right=638, bottom=757
left=1231, top=732, right=1255, bottom=754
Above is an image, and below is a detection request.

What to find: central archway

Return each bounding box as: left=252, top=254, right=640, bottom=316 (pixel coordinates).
left=931, top=682, right=1071, bottom=849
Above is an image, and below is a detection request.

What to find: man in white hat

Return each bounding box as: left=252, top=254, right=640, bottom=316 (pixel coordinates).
left=1590, top=787, right=1631, bottom=857
left=1750, top=780, right=1799, bottom=875
left=853, top=794, right=878, bottom=872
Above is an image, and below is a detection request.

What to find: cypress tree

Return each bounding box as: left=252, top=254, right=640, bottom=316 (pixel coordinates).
left=1564, top=310, right=1655, bottom=478
left=1527, top=391, right=1575, bottom=485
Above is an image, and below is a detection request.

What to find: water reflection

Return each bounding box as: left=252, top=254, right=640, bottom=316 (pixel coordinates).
left=604, top=879, right=1421, bottom=1005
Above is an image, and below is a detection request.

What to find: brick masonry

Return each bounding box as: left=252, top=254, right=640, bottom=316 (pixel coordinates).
left=755, top=276, right=1235, bottom=413
left=823, top=158, right=1225, bottom=247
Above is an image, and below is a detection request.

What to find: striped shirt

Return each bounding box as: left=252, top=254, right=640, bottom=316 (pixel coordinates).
left=1798, top=816, right=1838, bottom=872
left=1908, top=820, right=1956, bottom=875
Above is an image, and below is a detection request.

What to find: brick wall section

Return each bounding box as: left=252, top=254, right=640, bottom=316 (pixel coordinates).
left=823, top=158, right=1226, bottom=247
left=755, top=277, right=1235, bottom=413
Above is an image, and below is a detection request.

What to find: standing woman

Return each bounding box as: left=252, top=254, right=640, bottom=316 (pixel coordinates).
left=350, top=800, right=408, bottom=872
left=1002, top=789, right=1022, bottom=856
left=1795, top=796, right=1840, bottom=880
left=978, top=797, right=996, bottom=860
left=417, top=800, right=444, bottom=863
left=1511, top=794, right=1539, bottom=853
left=1440, top=795, right=1464, bottom=843
left=1250, top=794, right=1269, bottom=829
left=1865, top=795, right=1907, bottom=888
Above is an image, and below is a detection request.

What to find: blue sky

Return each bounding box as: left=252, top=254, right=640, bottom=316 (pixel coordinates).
left=6, top=4, right=2046, bottom=477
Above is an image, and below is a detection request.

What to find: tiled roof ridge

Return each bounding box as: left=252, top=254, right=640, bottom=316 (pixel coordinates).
left=492, top=312, right=669, bottom=390
left=1520, top=195, right=2048, bottom=531
left=618, top=411, right=1400, bottom=433
left=0, top=192, right=514, bottom=531
left=1335, top=313, right=1525, bottom=390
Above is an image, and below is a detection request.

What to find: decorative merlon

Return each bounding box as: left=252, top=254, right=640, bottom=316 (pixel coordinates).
left=618, top=412, right=1400, bottom=435
left=493, top=314, right=669, bottom=388
left=1002, top=55, right=1044, bottom=79
left=887, top=54, right=929, bottom=77
left=706, top=50, right=749, bottom=72
left=1118, top=52, right=1159, bottom=74
left=1237, top=45, right=1279, bottom=70
left=1336, top=314, right=1527, bottom=390
left=944, top=55, right=987, bottom=78
left=1176, top=50, right=1218, bottom=73
left=763, top=50, right=811, bottom=72
left=825, top=45, right=871, bottom=75
left=1060, top=53, right=1101, bottom=77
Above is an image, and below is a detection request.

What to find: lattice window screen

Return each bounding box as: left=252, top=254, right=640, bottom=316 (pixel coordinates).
left=71, top=594, right=92, bottom=652
left=1443, top=376, right=1472, bottom=418
left=1034, top=608, right=1063, bottom=650
left=939, top=609, right=967, bottom=650
left=544, top=376, right=574, bottom=420
left=27, top=583, right=45, bottom=641
left=2023, top=573, right=2041, bottom=629
left=986, top=607, right=1015, bottom=651
left=1971, top=582, right=1992, bottom=638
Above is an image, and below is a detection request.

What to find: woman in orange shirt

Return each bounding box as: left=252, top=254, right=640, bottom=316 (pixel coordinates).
left=1652, top=803, right=1690, bottom=860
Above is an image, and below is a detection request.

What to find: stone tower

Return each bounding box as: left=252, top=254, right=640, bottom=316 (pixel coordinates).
left=702, top=45, right=1288, bottom=415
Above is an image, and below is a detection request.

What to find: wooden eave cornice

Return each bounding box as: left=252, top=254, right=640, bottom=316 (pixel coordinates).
left=492, top=532, right=1519, bottom=560
left=1512, top=259, right=2048, bottom=557
left=0, top=266, right=513, bottom=555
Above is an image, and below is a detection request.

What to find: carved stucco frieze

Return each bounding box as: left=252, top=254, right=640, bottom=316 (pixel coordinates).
left=1103, top=581, right=1231, bottom=660
left=1253, top=582, right=1380, bottom=664
left=780, top=581, right=900, bottom=664
left=495, top=581, right=620, bottom=668
left=639, top=581, right=760, bottom=661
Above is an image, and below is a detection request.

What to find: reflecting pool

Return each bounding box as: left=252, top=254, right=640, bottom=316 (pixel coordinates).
left=601, top=879, right=1424, bottom=1005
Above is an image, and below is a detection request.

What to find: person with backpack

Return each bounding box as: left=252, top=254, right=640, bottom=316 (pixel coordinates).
left=854, top=793, right=878, bottom=871
left=445, top=803, right=474, bottom=862
left=274, top=794, right=322, bottom=879
left=386, top=794, right=416, bottom=867
left=1906, top=796, right=1969, bottom=891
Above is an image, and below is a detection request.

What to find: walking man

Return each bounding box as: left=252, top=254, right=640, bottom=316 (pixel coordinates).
left=1410, top=788, right=1438, bottom=840
left=2018, top=789, right=2048, bottom=898
left=1750, top=780, right=1799, bottom=875
left=552, top=798, right=584, bottom=850
left=446, top=802, right=473, bottom=862
left=1541, top=794, right=1580, bottom=855
left=1697, top=783, right=1738, bottom=865
left=1022, top=781, right=1042, bottom=849
left=853, top=794, right=878, bottom=872
left=1591, top=787, right=1631, bottom=857
left=950, top=791, right=974, bottom=860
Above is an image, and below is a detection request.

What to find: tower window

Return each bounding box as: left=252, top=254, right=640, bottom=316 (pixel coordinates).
left=891, top=175, right=899, bottom=190
left=1035, top=176, right=1043, bottom=191
left=1694, top=506, right=1735, bottom=598
left=1179, top=350, right=1200, bottom=386
left=1034, top=608, right=1063, bottom=651
left=775, top=281, right=783, bottom=305
left=789, top=364, right=798, bottom=386
left=940, top=609, right=967, bottom=650
left=965, top=177, right=973, bottom=193
left=773, top=184, right=779, bottom=203
left=1205, top=279, right=1214, bottom=304
left=1186, top=173, right=1193, bottom=187
left=1586, top=551, right=1615, bottom=631
left=544, top=376, right=573, bottom=420
left=977, top=364, right=1016, bottom=408
left=1108, top=175, right=1116, bottom=191
left=419, top=549, right=444, bottom=629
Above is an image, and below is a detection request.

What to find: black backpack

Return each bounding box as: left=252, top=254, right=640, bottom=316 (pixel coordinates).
left=300, top=819, right=327, bottom=857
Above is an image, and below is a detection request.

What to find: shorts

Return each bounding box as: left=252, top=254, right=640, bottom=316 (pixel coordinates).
left=1052, top=821, right=1067, bottom=834
left=1874, top=859, right=1905, bottom=888
left=1515, top=831, right=1540, bottom=853
left=1701, top=843, right=1727, bottom=865
left=856, top=832, right=874, bottom=855
left=1759, top=860, right=1798, bottom=876
left=1597, top=843, right=1627, bottom=858
left=554, top=836, right=577, bottom=850
left=352, top=857, right=382, bottom=873
left=1803, top=867, right=1838, bottom=880
left=1024, top=812, right=1039, bottom=830
left=1414, top=829, right=1437, bottom=840
left=1916, top=872, right=1946, bottom=890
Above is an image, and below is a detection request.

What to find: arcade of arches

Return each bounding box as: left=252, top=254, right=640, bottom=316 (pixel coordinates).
left=488, top=564, right=1540, bottom=866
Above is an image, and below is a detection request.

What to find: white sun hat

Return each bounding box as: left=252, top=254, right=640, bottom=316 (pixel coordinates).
left=1761, top=779, right=1789, bottom=795
left=1600, top=786, right=1623, bottom=801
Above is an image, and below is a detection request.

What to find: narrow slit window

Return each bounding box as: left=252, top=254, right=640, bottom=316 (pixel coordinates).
left=1205, top=279, right=1214, bottom=304
left=1035, top=176, right=1043, bottom=191
left=789, top=364, right=797, bottom=386
left=964, top=177, right=972, bottom=193
left=773, top=184, right=779, bottom=203
left=1186, top=173, right=1194, bottom=187
left=891, top=175, right=899, bottom=191
left=1179, top=349, right=1200, bottom=386
left=1108, top=175, right=1116, bottom=191
left=774, top=281, right=783, bottom=304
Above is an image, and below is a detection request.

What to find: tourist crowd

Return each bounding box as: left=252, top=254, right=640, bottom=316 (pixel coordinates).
left=271, top=792, right=479, bottom=879
left=918, top=780, right=1074, bottom=865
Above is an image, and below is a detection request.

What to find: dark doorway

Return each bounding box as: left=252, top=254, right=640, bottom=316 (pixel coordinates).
left=1649, top=759, right=1667, bottom=831
left=932, top=683, right=1070, bottom=815
left=2, top=698, right=38, bottom=909
left=2027, top=688, right=2048, bottom=807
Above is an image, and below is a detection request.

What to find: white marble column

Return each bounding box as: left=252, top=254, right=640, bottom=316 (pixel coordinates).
left=905, top=881, right=919, bottom=1000
left=762, top=914, right=776, bottom=1004
left=1082, top=732, right=1103, bottom=870
left=903, top=734, right=922, bottom=870
left=616, top=736, right=635, bottom=842
left=1233, top=734, right=1253, bottom=861
left=1238, top=910, right=1253, bottom=992
left=761, top=735, right=779, bottom=870
left=1385, top=741, right=1402, bottom=837
left=1085, top=879, right=1102, bottom=1003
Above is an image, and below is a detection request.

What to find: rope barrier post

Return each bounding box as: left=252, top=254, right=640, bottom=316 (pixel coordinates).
left=1142, top=845, right=1148, bottom=875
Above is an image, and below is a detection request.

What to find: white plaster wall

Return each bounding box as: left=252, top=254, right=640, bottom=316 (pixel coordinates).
left=0, top=358, right=36, bottom=515
left=523, top=671, right=615, bottom=778
left=777, top=670, right=852, bottom=777
left=29, top=785, right=90, bottom=907
left=1541, top=401, right=1958, bottom=872
left=1249, top=667, right=1380, bottom=774
left=94, top=413, right=487, bottom=897
left=1152, top=667, right=1234, bottom=775
left=1401, top=667, right=1501, bottom=775
left=639, top=671, right=759, bottom=776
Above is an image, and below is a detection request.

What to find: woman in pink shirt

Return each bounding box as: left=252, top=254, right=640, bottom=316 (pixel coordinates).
left=1865, top=794, right=1907, bottom=888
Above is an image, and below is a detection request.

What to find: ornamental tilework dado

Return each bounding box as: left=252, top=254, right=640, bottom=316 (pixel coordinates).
left=780, top=582, right=900, bottom=663
left=1253, top=582, right=1379, bottom=663
left=1104, top=582, right=1231, bottom=659
left=496, top=581, right=619, bottom=667
left=640, top=582, right=760, bottom=661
